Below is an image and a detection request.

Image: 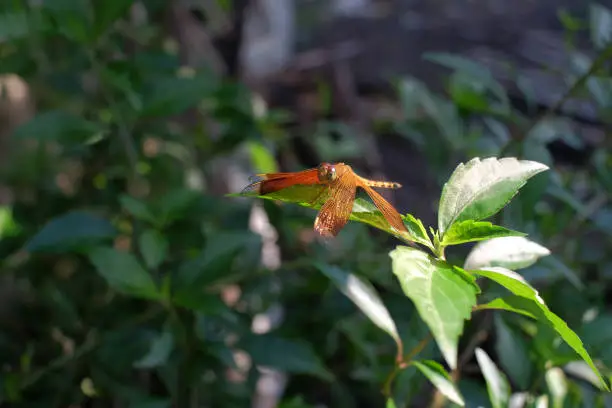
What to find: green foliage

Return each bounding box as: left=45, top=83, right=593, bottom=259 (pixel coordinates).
left=241, top=154, right=610, bottom=398
left=411, top=360, right=464, bottom=406
left=390, top=246, right=478, bottom=370
left=475, top=348, right=511, bottom=408
left=87, top=246, right=162, bottom=300
left=26, top=211, right=117, bottom=253
left=4, top=1, right=612, bottom=406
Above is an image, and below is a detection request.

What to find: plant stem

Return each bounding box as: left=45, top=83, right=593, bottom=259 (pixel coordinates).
left=383, top=334, right=432, bottom=397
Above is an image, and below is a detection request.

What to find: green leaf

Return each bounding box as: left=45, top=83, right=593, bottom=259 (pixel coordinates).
left=464, top=236, right=551, bottom=271
left=590, top=3, right=612, bottom=49
left=423, top=53, right=491, bottom=78
left=386, top=399, right=397, bottom=408
left=12, top=110, right=104, bottom=145
left=423, top=52, right=510, bottom=111
left=526, top=118, right=582, bottom=150
left=0, top=12, right=30, bottom=40
left=494, top=315, right=533, bottom=389
left=0, top=207, right=20, bottom=239
left=26, top=211, right=117, bottom=253
left=42, top=1, right=91, bottom=43
left=390, top=246, right=478, bottom=369
left=316, top=264, right=403, bottom=358
left=412, top=360, right=464, bottom=406
left=155, top=189, right=200, bottom=225
left=398, top=77, right=463, bottom=149
left=538, top=255, right=584, bottom=291
left=438, top=157, right=549, bottom=235
left=87, top=247, right=160, bottom=300
left=403, top=213, right=433, bottom=248
left=175, top=231, right=261, bottom=288
left=233, top=184, right=432, bottom=246
left=474, top=348, right=510, bottom=408
left=471, top=268, right=608, bottom=390
left=247, top=141, right=278, bottom=173
left=441, top=220, right=525, bottom=246
left=133, top=330, right=174, bottom=369
left=545, top=367, right=568, bottom=408
left=171, top=292, right=227, bottom=315
left=139, top=75, right=215, bottom=118
left=119, top=195, right=156, bottom=224
left=240, top=334, right=332, bottom=381
left=92, top=0, right=134, bottom=39
left=138, top=229, right=168, bottom=270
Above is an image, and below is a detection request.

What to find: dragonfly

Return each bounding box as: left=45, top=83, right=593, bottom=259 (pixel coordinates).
left=242, top=162, right=408, bottom=237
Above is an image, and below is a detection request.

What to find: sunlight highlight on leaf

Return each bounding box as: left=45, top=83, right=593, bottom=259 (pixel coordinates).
left=438, top=157, right=548, bottom=235
left=317, top=264, right=403, bottom=360
left=464, top=236, right=550, bottom=271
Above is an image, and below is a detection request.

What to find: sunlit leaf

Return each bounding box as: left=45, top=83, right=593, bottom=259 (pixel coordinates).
left=413, top=360, right=464, bottom=406
left=545, top=367, right=568, bottom=408
left=471, top=268, right=608, bottom=391
left=386, top=399, right=398, bottom=408
left=26, top=211, right=117, bottom=253
left=317, top=264, right=403, bottom=358
left=474, top=348, right=510, bottom=408
left=390, top=246, right=478, bottom=369
left=87, top=247, right=160, bottom=300
left=240, top=334, right=333, bottom=381
left=438, top=157, right=548, bottom=235
left=441, top=220, right=525, bottom=247
left=464, top=236, right=550, bottom=271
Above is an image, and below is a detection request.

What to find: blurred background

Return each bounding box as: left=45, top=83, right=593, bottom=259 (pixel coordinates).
left=0, top=0, right=611, bottom=407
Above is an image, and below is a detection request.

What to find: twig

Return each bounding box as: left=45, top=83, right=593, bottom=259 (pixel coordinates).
left=383, top=334, right=432, bottom=397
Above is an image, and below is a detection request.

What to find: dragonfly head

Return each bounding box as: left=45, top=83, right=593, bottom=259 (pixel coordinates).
left=317, top=163, right=337, bottom=182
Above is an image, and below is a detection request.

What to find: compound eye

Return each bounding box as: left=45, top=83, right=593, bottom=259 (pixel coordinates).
left=317, top=164, right=336, bottom=182
left=328, top=166, right=337, bottom=181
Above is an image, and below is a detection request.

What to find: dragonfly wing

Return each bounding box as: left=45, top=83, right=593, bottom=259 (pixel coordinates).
left=360, top=184, right=407, bottom=233
left=243, top=168, right=320, bottom=194
left=314, top=172, right=357, bottom=237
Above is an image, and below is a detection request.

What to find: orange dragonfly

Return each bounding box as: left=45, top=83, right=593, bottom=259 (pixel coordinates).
left=242, top=162, right=408, bottom=237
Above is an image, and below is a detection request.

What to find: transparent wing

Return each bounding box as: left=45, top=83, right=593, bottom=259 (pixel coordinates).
left=360, top=183, right=407, bottom=234
left=314, top=172, right=357, bottom=237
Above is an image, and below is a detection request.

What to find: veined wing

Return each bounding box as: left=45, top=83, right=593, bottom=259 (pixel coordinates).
left=243, top=168, right=320, bottom=195
left=359, top=183, right=407, bottom=234
left=314, top=171, right=357, bottom=237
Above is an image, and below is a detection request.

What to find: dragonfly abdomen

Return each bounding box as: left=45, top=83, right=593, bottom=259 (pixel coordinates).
left=363, top=180, right=402, bottom=189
